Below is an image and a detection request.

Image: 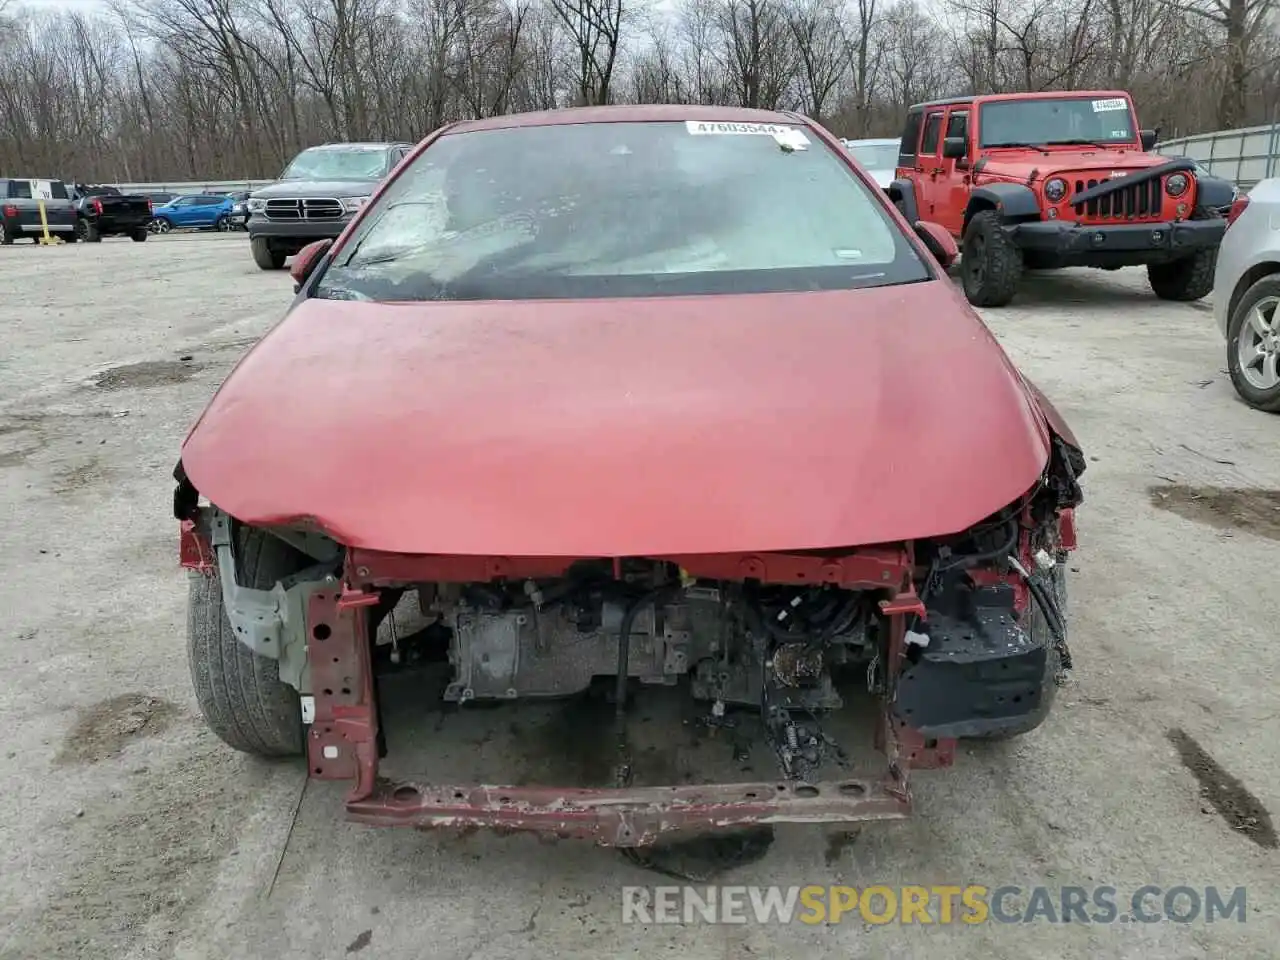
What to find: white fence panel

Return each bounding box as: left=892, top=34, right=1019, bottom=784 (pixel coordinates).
left=1157, top=123, right=1280, bottom=189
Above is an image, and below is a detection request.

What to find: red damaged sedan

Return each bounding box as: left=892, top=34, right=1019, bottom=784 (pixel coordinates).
left=174, top=105, right=1084, bottom=846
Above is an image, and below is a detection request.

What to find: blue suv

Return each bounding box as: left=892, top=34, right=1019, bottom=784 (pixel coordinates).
left=150, top=194, right=235, bottom=233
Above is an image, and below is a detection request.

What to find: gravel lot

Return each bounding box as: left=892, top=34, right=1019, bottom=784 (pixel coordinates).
left=1, top=233, right=1277, bottom=960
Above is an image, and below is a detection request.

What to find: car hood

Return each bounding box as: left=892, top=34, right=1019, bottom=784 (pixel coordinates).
left=981, top=149, right=1171, bottom=181
left=251, top=180, right=379, bottom=199
left=180, top=283, right=1053, bottom=556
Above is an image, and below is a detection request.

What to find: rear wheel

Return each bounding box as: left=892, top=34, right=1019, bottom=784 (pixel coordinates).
left=187, top=524, right=307, bottom=757
left=0, top=221, right=9, bottom=245
left=215, top=215, right=230, bottom=232
left=251, top=236, right=287, bottom=270
left=961, top=210, right=1023, bottom=307
left=130, top=227, right=148, bottom=242
left=77, top=218, right=102, bottom=243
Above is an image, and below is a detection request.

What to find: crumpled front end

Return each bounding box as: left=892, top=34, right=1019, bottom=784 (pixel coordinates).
left=175, top=418, right=1085, bottom=846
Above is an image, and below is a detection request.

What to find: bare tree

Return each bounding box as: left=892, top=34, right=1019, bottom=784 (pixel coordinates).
left=549, top=0, right=625, bottom=104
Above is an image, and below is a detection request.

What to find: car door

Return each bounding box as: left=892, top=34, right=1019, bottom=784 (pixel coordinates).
left=938, top=108, right=972, bottom=236
left=192, top=196, right=219, bottom=226
left=169, top=197, right=198, bottom=226
left=912, top=108, right=947, bottom=220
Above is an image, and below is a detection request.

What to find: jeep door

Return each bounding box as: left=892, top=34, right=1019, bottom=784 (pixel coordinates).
left=911, top=108, right=948, bottom=223
left=937, top=107, right=971, bottom=236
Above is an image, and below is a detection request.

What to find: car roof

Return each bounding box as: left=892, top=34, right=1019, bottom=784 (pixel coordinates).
left=445, top=104, right=809, bottom=136
left=309, top=141, right=410, bottom=150
left=906, top=90, right=1131, bottom=112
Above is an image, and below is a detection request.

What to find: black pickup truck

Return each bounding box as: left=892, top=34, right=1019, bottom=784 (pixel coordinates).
left=0, top=177, right=77, bottom=243
left=70, top=184, right=153, bottom=242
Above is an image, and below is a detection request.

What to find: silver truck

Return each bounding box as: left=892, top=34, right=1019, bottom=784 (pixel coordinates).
left=0, top=177, right=77, bottom=244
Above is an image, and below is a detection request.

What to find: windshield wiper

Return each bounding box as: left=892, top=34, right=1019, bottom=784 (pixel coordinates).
left=983, top=141, right=1049, bottom=154
left=1044, top=139, right=1110, bottom=149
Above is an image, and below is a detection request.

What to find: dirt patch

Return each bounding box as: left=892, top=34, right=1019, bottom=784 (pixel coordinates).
left=1167, top=728, right=1277, bottom=849
left=51, top=456, right=107, bottom=494
left=824, top=828, right=862, bottom=867
left=12, top=744, right=280, bottom=959
left=55, top=694, right=179, bottom=766
left=0, top=445, right=40, bottom=468
left=1149, top=484, right=1280, bottom=541
left=92, top=359, right=202, bottom=390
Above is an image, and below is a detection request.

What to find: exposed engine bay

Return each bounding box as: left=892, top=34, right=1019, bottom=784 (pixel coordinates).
left=175, top=430, right=1084, bottom=842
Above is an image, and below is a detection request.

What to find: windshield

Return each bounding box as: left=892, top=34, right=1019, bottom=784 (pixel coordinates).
left=316, top=120, right=928, bottom=302
left=847, top=143, right=900, bottom=170
left=281, top=146, right=390, bottom=181
left=979, top=97, right=1136, bottom=147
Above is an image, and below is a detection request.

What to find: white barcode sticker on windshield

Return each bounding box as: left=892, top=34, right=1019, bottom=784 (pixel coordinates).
left=1091, top=98, right=1128, bottom=112
left=686, top=120, right=810, bottom=147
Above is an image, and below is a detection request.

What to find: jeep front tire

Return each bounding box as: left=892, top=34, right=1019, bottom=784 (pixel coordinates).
left=1148, top=248, right=1216, bottom=301
left=961, top=210, right=1023, bottom=307
left=187, top=525, right=307, bottom=757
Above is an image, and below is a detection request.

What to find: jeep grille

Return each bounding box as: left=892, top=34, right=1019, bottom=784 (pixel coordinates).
left=1070, top=176, right=1166, bottom=221
left=264, top=198, right=345, bottom=222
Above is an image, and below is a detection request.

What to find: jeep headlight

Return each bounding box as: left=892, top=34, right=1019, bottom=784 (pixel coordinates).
left=1044, top=178, right=1068, bottom=203
left=1165, top=173, right=1190, bottom=197
left=246, top=198, right=266, bottom=213
left=341, top=196, right=371, bottom=213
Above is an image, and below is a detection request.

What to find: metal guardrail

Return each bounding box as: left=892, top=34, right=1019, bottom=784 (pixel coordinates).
left=1157, top=123, right=1280, bottom=190
left=106, top=179, right=276, bottom=195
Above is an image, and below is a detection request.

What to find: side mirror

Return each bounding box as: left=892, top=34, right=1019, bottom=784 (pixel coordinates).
left=1139, top=129, right=1158, bottom=151
left=942, top=137, right=968, bottom=160
left=914, top=220, right=958, bottom=270
left=291, top=239, right=333, bottom=293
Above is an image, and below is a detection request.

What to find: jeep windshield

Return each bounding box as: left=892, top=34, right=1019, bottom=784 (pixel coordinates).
left=280, top=146, right=390, bottom=181
left=979, top=97, right=1136, bottom=148
left=316, top=120, right=930, bottom=302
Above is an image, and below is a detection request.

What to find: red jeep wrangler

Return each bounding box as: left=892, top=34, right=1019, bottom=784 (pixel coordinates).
left=888, top=91, right=1236, bottom=307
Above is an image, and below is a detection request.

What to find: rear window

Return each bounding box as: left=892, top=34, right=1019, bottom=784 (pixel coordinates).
left=8, top=180, right=31, bottom=199
left=317, top=120, right=929, bottom=302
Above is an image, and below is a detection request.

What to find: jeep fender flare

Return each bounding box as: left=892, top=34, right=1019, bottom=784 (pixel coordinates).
left=1193, top=175, right=1235, bottom=212
left=887, top=179, right=920, bottom=223
left=963, top=184, right=1041, bottom=233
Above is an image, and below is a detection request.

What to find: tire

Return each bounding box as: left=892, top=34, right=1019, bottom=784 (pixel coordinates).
left=0, top=220, right=10, bottom=245
left=78, top=218, right=102, bottom=243
left=967, top=564, right=1066, bottom=741
left=251, top=236, right=287, bottom=270
left=1225, top=274, right=1280, bottom=412
left=1147, top=247, right=1216, bottom=301
left=215, top=215, right=230, bottom=232
left=187, top=524, right=308, bottom=757
left=961, top=210, right=1023, bottom=307
left=130, top=227, right=148, bottom=242
left=152, top=217, right=172, bottom=234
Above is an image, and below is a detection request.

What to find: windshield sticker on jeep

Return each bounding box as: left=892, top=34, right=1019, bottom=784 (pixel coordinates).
left=1091, top=98, right=1128, bottom=112
left=685, top=120, right=811, bottom=148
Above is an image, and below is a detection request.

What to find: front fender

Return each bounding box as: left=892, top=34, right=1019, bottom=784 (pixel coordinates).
left=968, top=183, right=1042, bottom=223
left=1194, top=175, right=1236, bottom=211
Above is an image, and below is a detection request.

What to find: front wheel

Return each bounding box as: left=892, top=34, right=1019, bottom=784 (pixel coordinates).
left=0, top=221, right=10, bottom=245
left=151, top=218, right=172, bottom=234
left=251, top=236, right=287, bottom=270
left=77, top=218, right=102, bottom=243
left=961, top=210, right=1023, bottom=307
left=188, top=524, right=307, bottom=757
left=1147, top=247, right=1216, bottom=301
left=1225, top=274, right=1280, bottom=413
